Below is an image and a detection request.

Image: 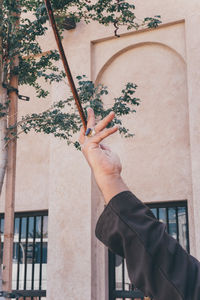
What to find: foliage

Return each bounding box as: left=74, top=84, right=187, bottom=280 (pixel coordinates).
left=6, top=76, right=140, bottom=149
left=50, top=0, right=161, bottom=32
left=0, top=0, right=161, bottom=148
left=1, top=0, right=161, bottom=98
left=0, top=101, right=9, bottom=118
left=1, top=0, right=65, bottom=99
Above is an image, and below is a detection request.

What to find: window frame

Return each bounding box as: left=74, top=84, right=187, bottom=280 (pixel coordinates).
left=0, top=210, right=48, bottom=299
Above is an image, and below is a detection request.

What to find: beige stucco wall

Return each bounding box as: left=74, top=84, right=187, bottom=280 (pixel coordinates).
left=1, top=0, right=200, bottom=299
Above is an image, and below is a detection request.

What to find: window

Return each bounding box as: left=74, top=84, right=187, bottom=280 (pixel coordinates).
left=109, top=201, right=189, bottom=300
left=0, top=211, right=48, bottom=299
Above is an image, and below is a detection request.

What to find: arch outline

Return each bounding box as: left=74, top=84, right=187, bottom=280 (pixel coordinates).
left=95, top=41, right=186, bottom=84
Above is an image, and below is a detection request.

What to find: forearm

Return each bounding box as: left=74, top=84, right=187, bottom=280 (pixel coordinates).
left=93, top=173, right=128, bottom=204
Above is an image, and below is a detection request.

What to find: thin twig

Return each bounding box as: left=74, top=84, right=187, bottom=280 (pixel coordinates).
left=4, top=129, right=24, bottom=148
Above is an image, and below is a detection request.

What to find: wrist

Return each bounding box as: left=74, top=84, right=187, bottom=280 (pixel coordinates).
left=94, top=173, right=128, bottom=205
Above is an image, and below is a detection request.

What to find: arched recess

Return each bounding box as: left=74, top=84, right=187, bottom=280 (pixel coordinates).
left=92, top=40, right=192, bottom=202
left=95, top=42, right=186, bottom=84
left=91, top=40, right=194, bottom=299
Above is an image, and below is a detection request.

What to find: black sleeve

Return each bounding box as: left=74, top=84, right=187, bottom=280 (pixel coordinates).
left=95, top=191, right=200, bottom=300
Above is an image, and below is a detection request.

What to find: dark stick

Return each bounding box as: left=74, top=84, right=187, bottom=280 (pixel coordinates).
left=44, top=0, right=87, bottom=131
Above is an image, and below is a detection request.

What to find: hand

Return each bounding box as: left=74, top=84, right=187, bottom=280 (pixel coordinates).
left=79, top=108, right=121, bottom=178
left=79, top=108, right=128, bottom=204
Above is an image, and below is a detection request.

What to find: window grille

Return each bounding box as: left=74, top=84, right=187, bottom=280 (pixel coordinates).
left=0, top=211, right=48, bottom=299
left=108, top=201, right=189, bottom=300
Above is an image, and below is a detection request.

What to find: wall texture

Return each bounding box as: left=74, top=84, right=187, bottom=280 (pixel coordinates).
left=1, top=1, right=200, bottom=299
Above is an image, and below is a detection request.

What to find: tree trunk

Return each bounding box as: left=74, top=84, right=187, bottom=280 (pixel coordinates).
left=0, top=83, right=7, bottom=300
left=0, top=0, right=8, bottom=196
left=0, top=18, right=8, bottom=195
left=2, top=75, right=18, bottom=296
left=0, top=0, right=7, bottom=298
left=0, top=90, right=8, bottom=196
left=2, top=1, right=20, bottom=297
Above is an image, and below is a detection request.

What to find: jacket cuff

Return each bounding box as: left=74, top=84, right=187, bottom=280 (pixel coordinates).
left=95, top=191, right=142, bottom=256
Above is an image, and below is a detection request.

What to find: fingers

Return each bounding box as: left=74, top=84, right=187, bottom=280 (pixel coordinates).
left=87, top=107, right=95, bottom=129
left=87, top=108, right=115, bottom=133
left=79, top=108, right=117, bottom=146
left=92, top=126, right=118, bottom=144
left=95, top=111, right=115, bottom=133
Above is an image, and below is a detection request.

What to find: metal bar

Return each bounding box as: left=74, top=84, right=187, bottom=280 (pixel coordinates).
left=185, top=204, right=190, bottom=253
left=0, top=217, right=2, bottom=266
left=108, top=251, right=115, bottom=300
left=14, top=211, right=48, bottom=218
left=39, top=216, right=43, bottom=290
left=147, top=200, right=187, bottom=209
left=13, top=218, right=18, bottom=290
left=31, top=216, right=36, bottom=290
left=166, top=207, right=169, bottom=233
left=23, top=217, right=29, bottom=290
left=122, top=258, right=125, bottom=291
left=11, top=290, right=46, bottom=297
left=16, top=218, right=22, bottom=290
left=44, top=0, right=87, bottom=131
left=175, top=207, right=179, bottom=243
left=156, top=207, right=159, bottom=219
left=18, top=95, right=30, bottom=101
left=113, top=290, right=144, bottom=297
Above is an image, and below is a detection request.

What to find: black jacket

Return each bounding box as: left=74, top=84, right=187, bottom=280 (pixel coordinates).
left=95, top=191, right=200, bottom=300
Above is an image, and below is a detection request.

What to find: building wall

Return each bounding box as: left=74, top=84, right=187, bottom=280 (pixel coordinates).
left=1, top=0, right=200, bottom=299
